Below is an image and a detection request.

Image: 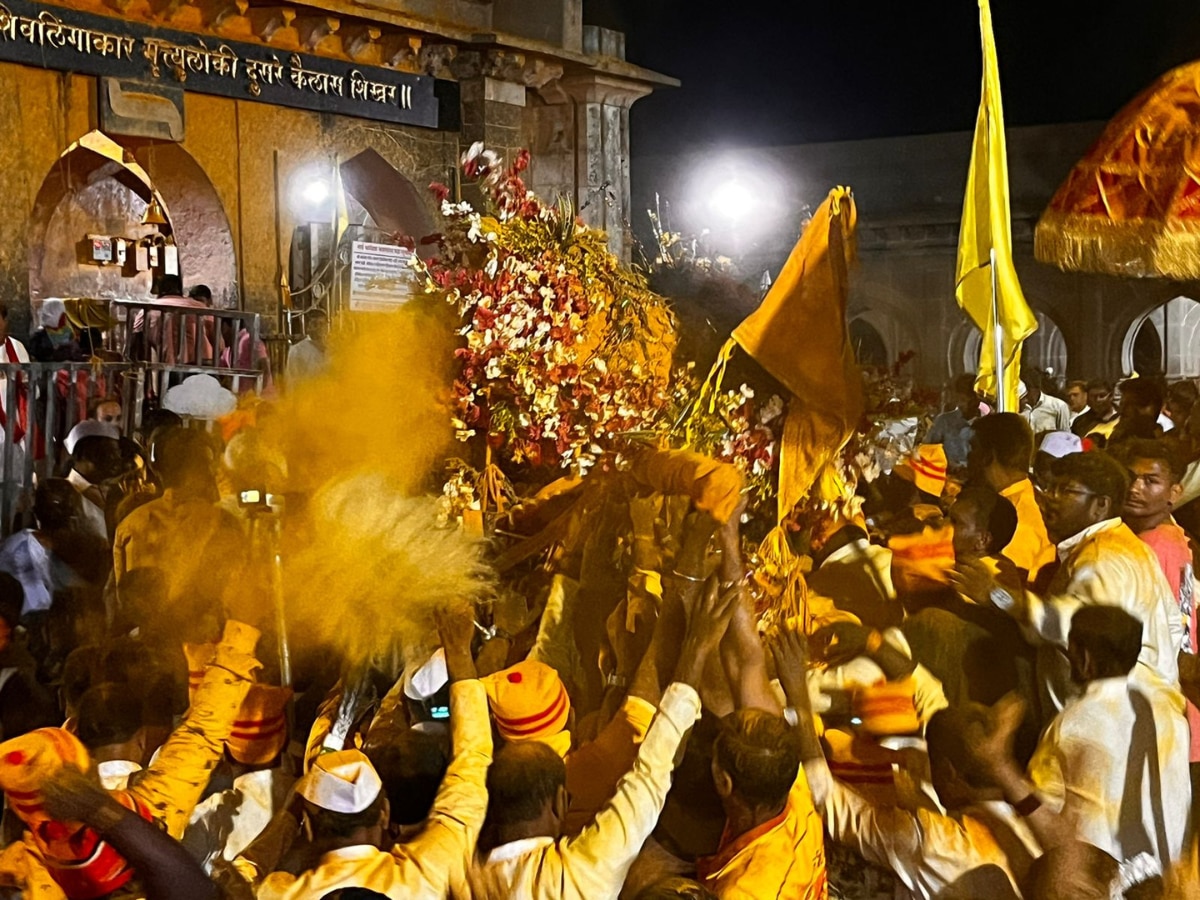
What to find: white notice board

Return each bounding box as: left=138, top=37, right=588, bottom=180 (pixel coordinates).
left=348, top=241, right=417, bottom=312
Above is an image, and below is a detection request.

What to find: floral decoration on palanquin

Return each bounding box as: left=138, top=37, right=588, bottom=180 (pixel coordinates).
left=418, top=144, right=677, bottom=477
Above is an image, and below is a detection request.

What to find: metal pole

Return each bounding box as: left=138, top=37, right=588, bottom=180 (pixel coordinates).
left=2, top=371, right=17, bottom=533
left=990, top=247, right=1006, bottom=413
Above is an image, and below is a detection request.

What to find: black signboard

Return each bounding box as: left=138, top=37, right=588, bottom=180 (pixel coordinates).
left=0, top=0, right=440, bottom=127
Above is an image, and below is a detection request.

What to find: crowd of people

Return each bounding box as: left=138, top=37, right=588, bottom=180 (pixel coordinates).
left=0, top=339, right=1195, bottom=900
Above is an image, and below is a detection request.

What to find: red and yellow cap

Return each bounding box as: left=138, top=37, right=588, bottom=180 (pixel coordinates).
left=895, top=444, right=949, bottom=497
left=482, top=661, right=570, bottom=754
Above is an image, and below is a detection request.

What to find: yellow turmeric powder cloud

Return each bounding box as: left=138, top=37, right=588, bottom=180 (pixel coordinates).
left=252, top=299, right=495, bottom=666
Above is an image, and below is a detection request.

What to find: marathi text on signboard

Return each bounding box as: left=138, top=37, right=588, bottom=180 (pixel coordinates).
left=0, top=0, right=439, bottom=127
left=348, top=242, right=418, bottom=312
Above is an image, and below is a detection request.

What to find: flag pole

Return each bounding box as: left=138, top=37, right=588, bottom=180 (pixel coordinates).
left=989, top=246, right=1006, bottom=412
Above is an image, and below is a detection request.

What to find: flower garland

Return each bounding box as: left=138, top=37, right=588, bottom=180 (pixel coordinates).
left=672, top=364, right=784, bottom=519
left=418, top=145, right=676, bottom=489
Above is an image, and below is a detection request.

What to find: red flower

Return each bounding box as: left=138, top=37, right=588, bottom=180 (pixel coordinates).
left=429, top=182, right=451, bottom=203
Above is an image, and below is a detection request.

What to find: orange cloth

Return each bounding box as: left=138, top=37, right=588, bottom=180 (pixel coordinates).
left=1035, top=59, right=1200, bottom=280
left=697, top=766, right=828, bottom=899
left=822, top=728, right=900, bottom=806
left=184, top=643, right=293, bottom=766
left=852, top=678, right=921, bottom=737
left=732, top=187, right=862, bottom=519
left=895, top=445, right=948, bottom=497
left=888, top=525, right=956, bottom=594
left=998, top=478, right=1055, bottom=582
left=630, top=450, right=745, bottom=525
left=0, top=729, right=90, bottom=829
left=0, top=728, right=150, bottom=899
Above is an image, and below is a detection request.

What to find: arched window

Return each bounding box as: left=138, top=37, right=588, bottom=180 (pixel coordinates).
left=849, top=317, right=888, bottom=368
left=955, top=310, right=1069, bottom=378
left=1122, top=296, right=1200, bottom=378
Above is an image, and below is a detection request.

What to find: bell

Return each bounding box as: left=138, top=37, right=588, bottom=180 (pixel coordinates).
left=141, top=196, right=167, bottom=227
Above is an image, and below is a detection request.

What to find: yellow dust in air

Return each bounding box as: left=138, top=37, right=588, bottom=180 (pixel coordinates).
left=252, top=299, right=495, bottom=666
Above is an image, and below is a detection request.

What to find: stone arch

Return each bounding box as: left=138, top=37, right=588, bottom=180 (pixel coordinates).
left=133, top=143, right=238, bottom=309
left=28, top=131, right=236, bottom=311
left=1121, top=295, right=1200, bottom=378
left=949, top=309, right=1069, bottom=379
left=28, top=131, right=173, bottom=310
left=847, top=305, right=920, bottom=369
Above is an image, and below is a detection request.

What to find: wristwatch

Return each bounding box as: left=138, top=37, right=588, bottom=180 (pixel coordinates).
left=988, top=586, right=1015, bottom=611
left=474, top=620, right=513, bottom=642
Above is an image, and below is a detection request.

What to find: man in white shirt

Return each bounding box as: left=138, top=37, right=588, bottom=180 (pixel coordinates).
left=1027, top=605, right=1189, bottom=892
left=769, top=624, right=1038, bottom=900
left=286, top=310, right=329, bottom=385
left=954, top=451, right=1184, bottom=716
left=233, top=608, right=492, bottom=900
left=469, top=576, right=738, bottom=900
left=1018, top=373, right=1071, bottom=439
left=63, top=421, right=121, bottom=543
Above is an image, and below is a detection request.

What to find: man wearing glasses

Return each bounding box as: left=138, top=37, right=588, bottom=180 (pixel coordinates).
left=952, top=451, right=1184, bottom=718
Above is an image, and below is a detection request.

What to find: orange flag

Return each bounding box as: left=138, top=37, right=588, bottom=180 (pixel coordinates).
left=733, top=187, right=863, bottom=520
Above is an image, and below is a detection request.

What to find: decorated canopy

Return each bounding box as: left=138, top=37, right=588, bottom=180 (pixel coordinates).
left=1035, top=59, right=1200, bottom=279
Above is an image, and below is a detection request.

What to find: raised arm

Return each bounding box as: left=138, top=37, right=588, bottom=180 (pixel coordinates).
left=129, top=620, right=259, bottom=838
left=42, top=769, right=218, bottom=900
left=560, top=576, right=740, bottom=892
left=390, top=605, right=492, bottom=893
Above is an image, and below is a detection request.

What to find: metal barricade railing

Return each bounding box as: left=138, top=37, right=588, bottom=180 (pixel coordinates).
left=0, top=361, right=262, bottom=534
left=106, top=300, right=262, bottom=371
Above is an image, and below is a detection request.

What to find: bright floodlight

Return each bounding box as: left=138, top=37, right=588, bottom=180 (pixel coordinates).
left=709, top=180, right=757, bottom=223
left=289, top=165, right=335, bottom=220
left=302, top=179, right=330, bottom=206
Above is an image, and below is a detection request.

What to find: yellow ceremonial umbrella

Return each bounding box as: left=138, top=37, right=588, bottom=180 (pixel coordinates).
left=1035, top=59, right=1200, bottom=279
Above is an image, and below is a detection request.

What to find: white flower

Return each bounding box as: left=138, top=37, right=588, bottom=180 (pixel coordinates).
left=484, top=358, right=502, bottom=380
left=467, top=214, right=483, bottom=242
left=484, top=257, right=499, bottom=279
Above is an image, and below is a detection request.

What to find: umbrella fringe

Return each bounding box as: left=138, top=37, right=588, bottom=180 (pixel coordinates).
left=1035, top=211, right=1200, bottom=280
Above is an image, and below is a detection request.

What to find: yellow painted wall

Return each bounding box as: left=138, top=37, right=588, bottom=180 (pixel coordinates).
left=0, top=60, right=460, bottom=332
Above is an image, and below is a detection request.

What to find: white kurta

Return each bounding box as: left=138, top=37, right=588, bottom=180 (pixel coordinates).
left=1029, top=675, right=1191, bottom=888
left=1019, top=518, right=1184, bottom=710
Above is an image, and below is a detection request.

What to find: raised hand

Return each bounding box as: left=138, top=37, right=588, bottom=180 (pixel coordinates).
left=766, top=623, right=810, bottom=709
left=436, top=604, right=478, bottom=682
left=674, top=575, right=742, bottom=688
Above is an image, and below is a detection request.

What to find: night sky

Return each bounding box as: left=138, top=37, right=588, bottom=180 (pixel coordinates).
left=585, top=0, right=1200, bottom=153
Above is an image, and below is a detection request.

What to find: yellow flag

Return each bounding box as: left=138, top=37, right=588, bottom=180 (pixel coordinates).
left=955, top=0, right=1037, bottom=413
left=333, top=159, right=349, bottom=249
left=733, top=187, right=862, bottom=522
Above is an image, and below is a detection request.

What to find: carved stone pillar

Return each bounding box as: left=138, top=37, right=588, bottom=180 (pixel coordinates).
left=454, top=50, right=528, bottom=166
left=559, top=73, right=651, bottom=261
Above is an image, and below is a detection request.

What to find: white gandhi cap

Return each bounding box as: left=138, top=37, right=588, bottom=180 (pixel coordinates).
left=1039, top=431, right=1083, bottom=459
left=298, top=749, right=382, bottom=814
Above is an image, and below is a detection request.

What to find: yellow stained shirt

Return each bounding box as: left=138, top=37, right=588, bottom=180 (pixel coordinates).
left=998, top=479, right=1055, bottom=582
left=469, top=682, right=701, bottom=900
left=0, top=620, right=260, bottom=900
left=804, top=758, right=1037, bottom=899
left=698, top=764, right=828, bottom=900
left=112, top=489, right=247, bottom=608
left=243, top=680, right=492, bottom=900
left=564, top=694, right=656, bottom=836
